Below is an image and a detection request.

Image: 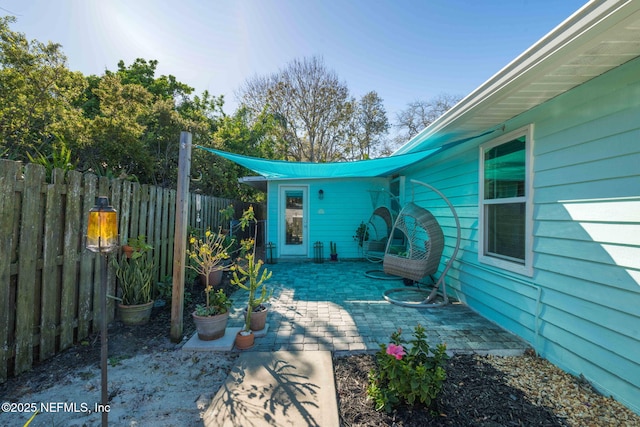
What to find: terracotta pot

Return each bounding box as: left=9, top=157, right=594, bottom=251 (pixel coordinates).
left=244, top=305, right=268, bottom=331
left=235, top=331, right=255, bottom=350
left=119, top=301, right=154, bottom=325
left=122, top=245, right=134, bottom=258
left=192, top=311, right=229, bottom=341
left=330, top=254, right=338, bottom=261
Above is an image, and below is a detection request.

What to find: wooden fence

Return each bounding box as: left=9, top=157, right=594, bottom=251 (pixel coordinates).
left=0, top=159, right=255, bottom=382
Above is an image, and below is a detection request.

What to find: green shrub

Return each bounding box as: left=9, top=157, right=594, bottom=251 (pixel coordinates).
left=367, top=324, right=447, bottom=413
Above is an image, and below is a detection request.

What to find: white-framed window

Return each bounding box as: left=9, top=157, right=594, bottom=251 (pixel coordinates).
left=478, top=125, right=533, bottom=276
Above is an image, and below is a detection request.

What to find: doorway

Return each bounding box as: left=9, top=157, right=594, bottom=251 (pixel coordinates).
left=279, top=186, right=308, bottom=257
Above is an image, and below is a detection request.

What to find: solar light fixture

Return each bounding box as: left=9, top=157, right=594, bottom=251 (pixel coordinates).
left=85, top=196, right=118, bottom=426
left=86, top=196, right=118, bottom=253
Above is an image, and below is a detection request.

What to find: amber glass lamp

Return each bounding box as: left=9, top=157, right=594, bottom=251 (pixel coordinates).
left=87, top=196, right=118, bottom=253
left=85, top=196, right=118, bottom=426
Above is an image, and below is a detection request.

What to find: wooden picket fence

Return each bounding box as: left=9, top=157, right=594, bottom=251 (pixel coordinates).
left=0, top=159, right=255, bottom=382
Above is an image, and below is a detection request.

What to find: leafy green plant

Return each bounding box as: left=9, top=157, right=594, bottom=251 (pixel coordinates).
left=330, top=241, right=337, bottom=255
left=156, top=275, right=173, bottom=300
left=194, top=288, right=232, bottom=316
left=124, top=235, right=154, bottom=256
left=353, top=222, right=369, bottom=247
left=367, top=324, right=448, bottom=413
left=26, top=135, right=76, bottom=180
left=112, top=254, right=155, bottom=305
left=113, top=235, right=155, bottom=305
left=219, top=204, right=235, bottom=230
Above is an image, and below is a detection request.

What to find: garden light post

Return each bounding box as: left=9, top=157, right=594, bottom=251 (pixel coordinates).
left=86, top=196, right=118, bottom=427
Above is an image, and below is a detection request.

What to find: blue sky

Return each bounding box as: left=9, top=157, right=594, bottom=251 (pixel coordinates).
left=1, top=0, right=588, bottom=123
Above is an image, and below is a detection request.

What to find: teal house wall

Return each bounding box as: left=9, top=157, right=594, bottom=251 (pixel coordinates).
left=399, top=55, right=640, bottom=413
left=266, top=178, right=388, bottom=260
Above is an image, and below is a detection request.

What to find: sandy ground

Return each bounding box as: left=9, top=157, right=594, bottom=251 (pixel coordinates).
left=1, top=349, right=237, bottom=427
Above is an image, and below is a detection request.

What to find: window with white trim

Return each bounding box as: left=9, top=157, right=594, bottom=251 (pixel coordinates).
left=479, top=126, right=533, bottom=276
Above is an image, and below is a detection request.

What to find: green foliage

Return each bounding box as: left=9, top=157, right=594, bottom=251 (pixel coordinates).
left=112, top=254, right=155, bottom=305
left=113, top=235, right=155, bottom=305
left=156, top=276, right=173, bottom=301
left=367, top=325, right=448, bottom=413
left=353, top=222, right=369, bottom=247
left=186, top=228, right=233, bottom=315
left=26, top=135, right=75, bottom=180
left=194, top=289, right=232, bottom=316
left=0, top=16, right=87, bottom=158
left=230, top=207, right=273, bottom=332
left=125, top=235, right=154, bottom=255
left=330, top=241, right=337, bottom=255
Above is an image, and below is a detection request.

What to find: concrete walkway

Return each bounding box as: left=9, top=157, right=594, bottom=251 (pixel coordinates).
left=186, top=260, right=530, bottom=426
left=203, top=351, right=338, bottom=427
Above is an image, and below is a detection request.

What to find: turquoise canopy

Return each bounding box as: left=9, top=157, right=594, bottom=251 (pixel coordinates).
left=196, top=146, right=441, bottom=180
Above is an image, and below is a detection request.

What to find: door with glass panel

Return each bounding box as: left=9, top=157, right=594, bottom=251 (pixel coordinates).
left=280, top=186, right=307, bottom=256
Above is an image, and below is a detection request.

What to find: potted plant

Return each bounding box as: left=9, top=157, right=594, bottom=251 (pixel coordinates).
left=187, top=228, right=234, bottom=340
left=353, top=222, right=369, bottom=247
left=122, top=235, right=153, bottom=259
left=231, top=206, right=273, bottom=349
left=330, top=241, right=338, bottom=261
left=112, top=241, right=156, bottom=325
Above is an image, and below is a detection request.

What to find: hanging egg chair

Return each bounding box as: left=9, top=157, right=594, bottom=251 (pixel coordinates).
left=382, top=180, right=461, bottom=308
left=363, top=205, right=395, bottom=263
left=382, top=202, right=444, bottom=281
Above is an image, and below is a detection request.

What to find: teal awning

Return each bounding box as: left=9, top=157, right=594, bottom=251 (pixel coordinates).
left=196, top=146, right=441, bottom=180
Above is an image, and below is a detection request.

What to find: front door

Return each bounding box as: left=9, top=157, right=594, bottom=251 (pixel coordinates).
left=280, top=186, right=307, bottom=256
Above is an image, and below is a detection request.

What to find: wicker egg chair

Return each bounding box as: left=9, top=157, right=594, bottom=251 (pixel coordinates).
left=382, top=202, right=444, bottom=282
left=363, top=205, right=395, bottom=263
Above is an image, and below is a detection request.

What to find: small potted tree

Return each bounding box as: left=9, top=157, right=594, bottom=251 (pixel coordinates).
left=231, top=206, right=273, bottom=349
left=187, top=228, right=234, bottom=340
left=112, top=240, right=156, bottom=325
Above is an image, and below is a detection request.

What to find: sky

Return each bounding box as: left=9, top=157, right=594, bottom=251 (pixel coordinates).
left=1, top=0, right=589, bottom=123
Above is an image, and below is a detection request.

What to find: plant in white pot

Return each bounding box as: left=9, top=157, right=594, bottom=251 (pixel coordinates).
left=231, top=206, right=273, bottom=349
left=187, top=228, right=234, bottom=340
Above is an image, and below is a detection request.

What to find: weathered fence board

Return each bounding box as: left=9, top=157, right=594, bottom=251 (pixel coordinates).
left=0, top=159, right=259, bottom=382
left=0, top=161, right=21, bottom=382
left=40, top=169, right=64, bottom=361
left=60, top=170, right=82, bottom=350
left=15, top=164, right=45, bottom=375
left=77, top=173, right=97, bottom=340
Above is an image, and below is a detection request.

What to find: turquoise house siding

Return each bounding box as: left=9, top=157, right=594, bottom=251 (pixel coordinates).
left=266, top=178, right=387, bottom=260
left=400, top=56, right=640, bottom=412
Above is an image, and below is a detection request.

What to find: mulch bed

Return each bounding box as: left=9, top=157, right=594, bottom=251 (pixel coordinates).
left=334, top=353, right=566, bottom=427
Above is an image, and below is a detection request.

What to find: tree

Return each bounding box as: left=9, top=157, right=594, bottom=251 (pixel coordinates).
left=395, top=93, right=462, bottom=141
left=0, top=16, right=87, bottom=159
left=346, top=91, right=390, bottom=160
left=83, top=73, right=153, bottom=180
left=238, top=56, right=353, bottom=162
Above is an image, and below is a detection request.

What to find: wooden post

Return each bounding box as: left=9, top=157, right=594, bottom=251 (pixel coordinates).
left=171, top=132, right=192, bottom=342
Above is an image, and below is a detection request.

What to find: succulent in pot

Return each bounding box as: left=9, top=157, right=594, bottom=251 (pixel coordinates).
left=112, top=237, right=156, bottom=325
left=231, top=206, right=273, bottom=348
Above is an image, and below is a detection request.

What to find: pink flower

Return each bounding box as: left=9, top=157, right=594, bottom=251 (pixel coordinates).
left=386, top=344, right=406, bottom=360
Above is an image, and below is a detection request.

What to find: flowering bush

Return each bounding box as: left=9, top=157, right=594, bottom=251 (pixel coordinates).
left=187, top=228, right=234, bottom=316
left=367, top=324, right=447, bottom=413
